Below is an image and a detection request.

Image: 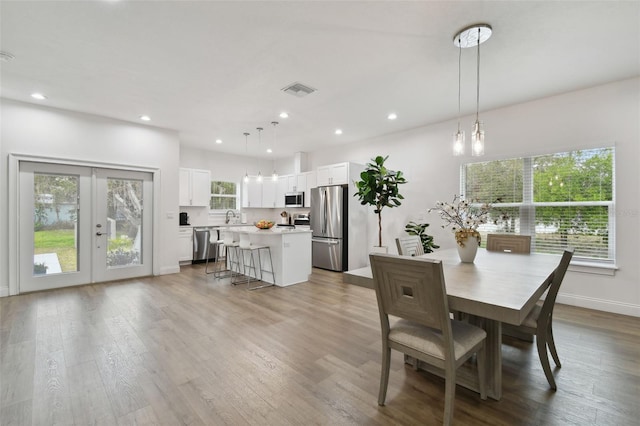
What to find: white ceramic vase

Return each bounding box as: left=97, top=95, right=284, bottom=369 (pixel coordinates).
left=456, top=233, right=479, bottom=263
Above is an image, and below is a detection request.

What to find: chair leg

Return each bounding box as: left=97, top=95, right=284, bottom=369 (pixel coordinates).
left=546, top=323, right=562, bottom=368
left=536, top=334, right=557, bottom=390
left=378, top=345, right=391, bottom=406
left=443, top=368, right=456, bottom=426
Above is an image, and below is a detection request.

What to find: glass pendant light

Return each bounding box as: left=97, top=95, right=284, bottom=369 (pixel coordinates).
left=452, top=34, right=465, bottom=156
left=243, top=132, right=250, bottom=183
left=453, top=23, right=491, bottom=157
left=472, top=26, right=485, bottom=157
left=256, top=127, right=263, bottom=182
left=271, top=121, right=279, bottom=181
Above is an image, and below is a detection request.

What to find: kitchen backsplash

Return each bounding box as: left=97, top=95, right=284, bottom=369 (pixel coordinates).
left=180, top=206, right=309, bottom=227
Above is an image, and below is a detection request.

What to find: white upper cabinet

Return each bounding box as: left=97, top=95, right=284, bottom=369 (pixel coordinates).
left=262, top=179, right=278, bottom=208
left=242, top=177, right=263, bottom=208
left=302, top=171, right=316, bottom=207
left=179, top=168, right=211, bottom=207
left=316, top=162, right=349, bottom=186
left=275, top=175, right=289, bottom=208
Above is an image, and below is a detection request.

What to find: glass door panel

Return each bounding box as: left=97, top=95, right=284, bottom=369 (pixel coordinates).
left=19, top=162, right=92, bottom=292
left=105, top=177, right=143, bottom=268
left=93, top=168, right=153, bottom=282
left=33, top=173, right=79, bottom=274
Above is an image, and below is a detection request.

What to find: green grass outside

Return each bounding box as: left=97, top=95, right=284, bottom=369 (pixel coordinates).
left=34, top=229, right=135, bottom=273
left=34, top=229, right=77, bottom=272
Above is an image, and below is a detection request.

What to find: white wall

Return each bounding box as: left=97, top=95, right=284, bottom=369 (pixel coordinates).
left=307, top=78, right=640, bottom=317
left=180, top=145, right=295, bottom=182
left=0, top=98, right=181, bottom=295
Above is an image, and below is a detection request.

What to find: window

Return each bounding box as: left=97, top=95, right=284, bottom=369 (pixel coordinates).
left=210, top=180, right=238, bottom=211
left=462, top=147, right=615, bottom=263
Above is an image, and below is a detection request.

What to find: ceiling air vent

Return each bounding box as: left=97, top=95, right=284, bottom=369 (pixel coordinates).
left=281, top=82, right=317, bottom=98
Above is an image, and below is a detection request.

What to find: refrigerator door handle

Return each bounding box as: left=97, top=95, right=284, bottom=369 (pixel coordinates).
left=322, top=189, right=328, bottom=234
left=312, top=238, right=339, bottom=245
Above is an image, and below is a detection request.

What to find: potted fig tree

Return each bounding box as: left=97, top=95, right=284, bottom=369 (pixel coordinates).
left=354, top=155, right=407, bottom=251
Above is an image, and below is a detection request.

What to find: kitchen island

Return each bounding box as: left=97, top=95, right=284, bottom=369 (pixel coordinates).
left=219, top=226, right=312, bottom=287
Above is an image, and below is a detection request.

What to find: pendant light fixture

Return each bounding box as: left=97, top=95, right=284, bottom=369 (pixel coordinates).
left=243, top=132, right=250, bottom=183
left=256, top=127, right=263, bottom=182
left=271, top=121, right=279, bottom=181
left=453, top=23, right=491, bottom=157
left=452, top=33, right=465, bottom=156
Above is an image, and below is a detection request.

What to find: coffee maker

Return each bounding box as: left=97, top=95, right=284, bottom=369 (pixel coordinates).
left=179, top=212, right=190, bottom=226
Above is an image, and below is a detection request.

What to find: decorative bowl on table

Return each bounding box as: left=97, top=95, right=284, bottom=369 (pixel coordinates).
left=255, top=220, right=275, bottom=230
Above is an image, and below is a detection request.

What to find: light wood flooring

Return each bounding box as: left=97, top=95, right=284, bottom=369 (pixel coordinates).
left=1, top=265, right=639, bottom=425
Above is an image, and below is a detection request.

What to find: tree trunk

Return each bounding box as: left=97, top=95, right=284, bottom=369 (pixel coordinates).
left=378, top=211, right=382, bottom=247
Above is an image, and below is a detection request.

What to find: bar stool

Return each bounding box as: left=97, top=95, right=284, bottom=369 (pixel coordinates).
left=231, top=233, right=275, bottom=290
left=209, top=230, right=239, bottom=279
left=205, top=229, right=222, bottom=275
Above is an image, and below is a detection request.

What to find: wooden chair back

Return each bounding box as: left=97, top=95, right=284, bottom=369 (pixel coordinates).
left=538, top=248, right=574, bottom=330
left=395, top=236, right=425, bottom=257
left=369, top=253, right=450, bottom=335
left=486, top=234, right=531, bottom=254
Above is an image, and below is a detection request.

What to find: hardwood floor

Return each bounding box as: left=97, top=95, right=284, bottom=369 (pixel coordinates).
left=1, top=265, right=639, bottom=425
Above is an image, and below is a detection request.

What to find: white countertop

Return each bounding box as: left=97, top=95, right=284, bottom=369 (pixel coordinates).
left=219, top=226, right=312, bottom=235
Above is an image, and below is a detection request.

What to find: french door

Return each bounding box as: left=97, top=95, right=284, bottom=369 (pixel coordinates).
left=19, top=162, right=153, bottom=292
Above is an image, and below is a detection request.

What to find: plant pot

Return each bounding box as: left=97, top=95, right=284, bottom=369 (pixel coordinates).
left=455, top=231, right=480, bottom=263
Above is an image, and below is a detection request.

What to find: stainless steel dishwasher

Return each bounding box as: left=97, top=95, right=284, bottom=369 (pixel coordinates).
left=192, top=227, right=219, bottom=264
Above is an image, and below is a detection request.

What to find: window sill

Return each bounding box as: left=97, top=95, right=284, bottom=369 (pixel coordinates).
left=568, top=260, right=618, bottom=276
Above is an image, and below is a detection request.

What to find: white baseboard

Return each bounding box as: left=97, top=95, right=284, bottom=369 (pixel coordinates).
left=557, top=293, right=640, bottom=317
left=159, top=265, right=181, bottom=275
left=0, top=286, right=9, bottom=297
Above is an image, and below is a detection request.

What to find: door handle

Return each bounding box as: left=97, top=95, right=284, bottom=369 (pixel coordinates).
left=96, top=232, right=106, bottom=236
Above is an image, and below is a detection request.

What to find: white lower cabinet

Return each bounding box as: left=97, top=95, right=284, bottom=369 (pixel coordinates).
left=178, top=228, right=193, bottom=262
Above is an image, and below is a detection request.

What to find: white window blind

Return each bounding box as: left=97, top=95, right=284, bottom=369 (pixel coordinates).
left=462, top=147, right=615, bottom=263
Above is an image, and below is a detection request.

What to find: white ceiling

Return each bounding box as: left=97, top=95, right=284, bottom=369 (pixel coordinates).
left=1, top=1, right=638, bottom=159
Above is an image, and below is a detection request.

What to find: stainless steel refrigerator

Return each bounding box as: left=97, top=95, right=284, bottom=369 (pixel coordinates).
left=310, top=186, right=348, bottom=271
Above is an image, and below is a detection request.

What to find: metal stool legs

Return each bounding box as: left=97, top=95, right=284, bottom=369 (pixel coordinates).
left=231, top=245, right=275, bottom=290
left=205, top=241, right=222, bottom=274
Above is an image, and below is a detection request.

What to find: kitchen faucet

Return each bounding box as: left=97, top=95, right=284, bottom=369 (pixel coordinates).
left=225, top=210, right=238, bottom=224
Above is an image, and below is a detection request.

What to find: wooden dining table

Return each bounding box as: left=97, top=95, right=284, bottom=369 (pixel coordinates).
left=344, top=248, right=561, bottom=400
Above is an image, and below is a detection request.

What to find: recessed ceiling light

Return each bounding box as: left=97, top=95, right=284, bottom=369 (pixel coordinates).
left=139, top=115, right=151, bottom=121
left=31, top=93, right=47, bottom=100
left=279, top=112, right=289, bottom=118
left=266, top=148, right=273, bottom=153
left=335, top=129, right=343, bottom=135
left=215, top=139, right=222, bottom=144
left=387, top=113, right=398, bottom=120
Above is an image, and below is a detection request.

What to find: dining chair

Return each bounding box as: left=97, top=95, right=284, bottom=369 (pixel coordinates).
left=395, top=235, right=424, bottom=257
left=369, top=253, right=487, bottom=425
left=486, top=234, right=531, bottom=254
left=504, top=248, right=574, bottom=390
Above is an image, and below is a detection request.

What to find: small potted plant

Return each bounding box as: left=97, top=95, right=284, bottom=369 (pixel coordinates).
left=354, top=155, right=407, bottom=250
left=33, top=262, right=48, bottom=275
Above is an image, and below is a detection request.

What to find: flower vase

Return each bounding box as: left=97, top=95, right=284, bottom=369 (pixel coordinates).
left=455, top=231, right=480, bottom=263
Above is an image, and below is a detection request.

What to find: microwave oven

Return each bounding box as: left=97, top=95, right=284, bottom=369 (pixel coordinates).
left=285, top=192, right=304, bottom=207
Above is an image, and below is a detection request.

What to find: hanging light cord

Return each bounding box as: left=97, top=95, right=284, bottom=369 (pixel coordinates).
left=476, top=27, right=481, bottom=122
left=271, top=121, right=278, bottom=176
left=457, top=36, right=462, bottom=131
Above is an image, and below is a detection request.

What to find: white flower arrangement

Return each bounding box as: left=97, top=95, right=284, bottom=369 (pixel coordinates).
left=429, top=195, right=492, bottom=247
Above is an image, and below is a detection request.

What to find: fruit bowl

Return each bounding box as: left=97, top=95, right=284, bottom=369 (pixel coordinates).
left=255, top=220, right=275, bottom=230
